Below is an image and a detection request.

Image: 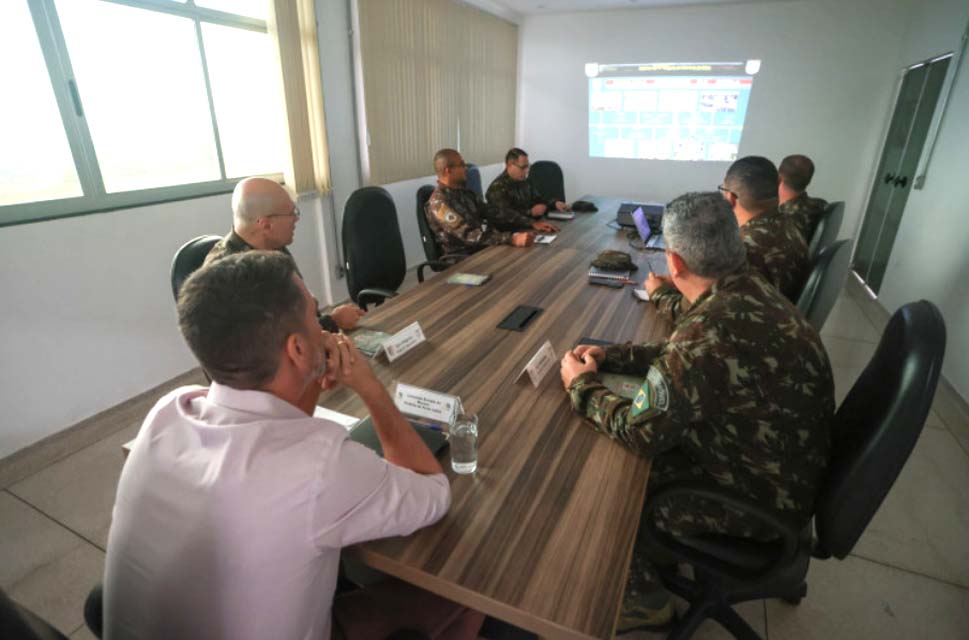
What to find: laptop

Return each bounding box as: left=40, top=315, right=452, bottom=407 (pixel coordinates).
left=632, top=207, right=665, bottom=251
left=617, top=202, right=664, bottom=230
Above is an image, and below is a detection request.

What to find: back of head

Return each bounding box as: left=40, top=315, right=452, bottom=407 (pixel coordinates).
left=177, top=251, right=306, bottom=389
left=779, top=154, right=815, bottom=192
left=433, top=148, right=461, bottom=177
left=505, top=147, right=527, bottom=164
left=231, top=177, right=292, bottom=230
left=724, top=156, right=779, bottom=210
left=663, top=191, right=747, bottom=279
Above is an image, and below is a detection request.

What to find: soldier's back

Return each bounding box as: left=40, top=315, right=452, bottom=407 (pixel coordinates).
left=740, top=209, right=809, bottom=301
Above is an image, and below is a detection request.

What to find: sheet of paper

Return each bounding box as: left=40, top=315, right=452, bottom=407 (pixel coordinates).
left=382, top=321, right=426, bottom=362
left=633, top=289, right=650, bottom=301
left=313, top=406, right=360, bottom=431
left=534, top=234, right=557, bottom=244
left=516, top=340, right=557, bottom=388
left=394, top=383, right=460, bottom=425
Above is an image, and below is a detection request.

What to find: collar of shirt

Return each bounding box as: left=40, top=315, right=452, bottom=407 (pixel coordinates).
left=201, top=381, right=309, bottom=422
left=744, top=207, right=782, bottom=228
left=683, top=263, right=752, bottom=318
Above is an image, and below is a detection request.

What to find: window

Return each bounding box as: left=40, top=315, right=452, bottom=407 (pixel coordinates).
left=0, top=0, right=286, bottom=226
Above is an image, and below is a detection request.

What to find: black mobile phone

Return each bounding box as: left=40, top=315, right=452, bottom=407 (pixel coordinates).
left=588, top=276, right=624, bottom=288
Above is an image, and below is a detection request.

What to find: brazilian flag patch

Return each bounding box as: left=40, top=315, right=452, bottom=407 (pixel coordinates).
left=631, top=366, right=670, bottom=418
left=631, top=386, right=650, bottom=417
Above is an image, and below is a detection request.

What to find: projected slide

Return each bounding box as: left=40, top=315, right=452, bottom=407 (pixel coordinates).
left=587, top=61, right=760, bottom=162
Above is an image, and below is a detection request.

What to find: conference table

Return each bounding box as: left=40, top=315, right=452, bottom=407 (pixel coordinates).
left=322, top=196, right=673, bottom=639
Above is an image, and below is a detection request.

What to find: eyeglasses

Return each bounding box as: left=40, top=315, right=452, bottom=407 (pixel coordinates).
left=265, top=206, right=301, bottom=220
left=717, top=185, right=734, bottom=196
left=513, top=162, right=530, bottom=171
left=449, top=162, right=468, bottom=169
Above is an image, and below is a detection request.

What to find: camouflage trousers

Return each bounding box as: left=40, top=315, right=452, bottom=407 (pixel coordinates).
left=625, top=451, right=776, bottom=604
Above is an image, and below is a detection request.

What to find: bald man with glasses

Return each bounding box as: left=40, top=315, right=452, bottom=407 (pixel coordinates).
left=205, top=177, right=365, bottom=332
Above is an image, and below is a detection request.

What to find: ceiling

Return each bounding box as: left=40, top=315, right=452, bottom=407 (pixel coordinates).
left=486, top=0, right=788, bottom=15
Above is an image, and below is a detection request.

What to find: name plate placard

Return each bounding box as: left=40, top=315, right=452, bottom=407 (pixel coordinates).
left=382, top=322, right=426, bottom=362
left=394, top=383, right=461, bottom=426
left=516, top=340, right=558, bottom=388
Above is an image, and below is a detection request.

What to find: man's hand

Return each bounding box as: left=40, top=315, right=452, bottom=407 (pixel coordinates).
left=530, top=203, right=548, bottom=217
left=331, top=303, right=366, bottom=331
left=512, top=232, right=536, bottom=247
left=555, top=201, right=571, bottom=212
left=319, top=333, right=380, bottom=396
left=572, top=345, right=606, bottom=365
left=560, top=350, right=599, bottom=390
left=644, top=272, right=673, bottom=295
left=532, top=221, right=559, bottom=233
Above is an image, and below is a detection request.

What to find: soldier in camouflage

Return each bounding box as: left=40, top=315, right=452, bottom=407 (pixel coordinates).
left=560, top=191, right=834, bottom=633
left=485, top=148, right=570, bottom=219
left=204, top=177, right=364, bottom=333
left=426, top=149, right=558, bottom=255
left=779, top=154, right=829, bottom=242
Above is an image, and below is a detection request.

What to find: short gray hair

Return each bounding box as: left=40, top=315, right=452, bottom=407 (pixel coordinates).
left=662, top=192, right=746, bottom=278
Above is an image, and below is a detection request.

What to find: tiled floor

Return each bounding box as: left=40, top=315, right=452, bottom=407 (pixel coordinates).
left=2, top=281, right=967, bottom=639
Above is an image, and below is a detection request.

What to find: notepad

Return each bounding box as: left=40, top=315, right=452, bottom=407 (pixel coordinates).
left=547, top=211, right=575, bottom=220
left=535, top=234, right=557, bottom=244
left=447, top=273, right=491, bottom=286
left=588, top=266, right=631, bottom=280
left=350, top=415, right=449, bottom=458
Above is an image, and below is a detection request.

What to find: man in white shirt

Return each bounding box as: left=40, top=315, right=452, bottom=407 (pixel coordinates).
left=103, top=251, right=482, bottom=640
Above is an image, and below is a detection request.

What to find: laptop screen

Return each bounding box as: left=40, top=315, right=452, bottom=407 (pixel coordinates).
left=632, top=207, right=652, bottom=243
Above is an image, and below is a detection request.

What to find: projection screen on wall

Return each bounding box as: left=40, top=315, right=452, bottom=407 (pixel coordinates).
left=587, top=61, right=761, bottom=162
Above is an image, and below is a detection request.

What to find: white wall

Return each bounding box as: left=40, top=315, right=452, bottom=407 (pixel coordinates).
left=517, top=0, right=913, bottom=242
left=0, top=194, right=336, bottom=458
left=877, top=0, right=969, bottom=401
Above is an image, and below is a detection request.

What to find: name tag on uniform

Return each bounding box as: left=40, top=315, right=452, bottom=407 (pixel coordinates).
left=516, top=340, right=557, bottom=388
left=394, top=383, right=460, bottom=425
left=381, top=322, right=426, bottom=362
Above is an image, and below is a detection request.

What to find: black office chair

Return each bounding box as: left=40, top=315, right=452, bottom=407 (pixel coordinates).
left=342, top=187, right=438, bottom=310
left=528, top=160, right=565, bottom=203
left=416, top=185, right=469, bottom=272
left=465, top=162, right=483, bottom=200
left=0, top=588, right=69, bottom=640
left=640, top=300, right=946, bottom=640
left=170, top=235, right=221, bottom=300
left=796, top=239, right=852, bottom=331
left=808, top=201, right=844, bottom=260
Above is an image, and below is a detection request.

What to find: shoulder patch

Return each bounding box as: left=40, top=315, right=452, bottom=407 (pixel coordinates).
left=631, top=386, right=650, bottom=417
left=646, top=366, right=670, bottom=411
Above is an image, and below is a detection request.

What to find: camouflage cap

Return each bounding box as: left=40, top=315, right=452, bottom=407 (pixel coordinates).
left=571, top=200, right=599, bottom=212
left=592, top=250, right=638, bottom=271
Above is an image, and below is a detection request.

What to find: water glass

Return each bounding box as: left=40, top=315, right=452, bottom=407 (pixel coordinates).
left=450, top=413, right=478, bottom=474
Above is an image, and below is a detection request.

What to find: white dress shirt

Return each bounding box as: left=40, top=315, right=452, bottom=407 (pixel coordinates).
left=104, top=383, right=450, bottom=640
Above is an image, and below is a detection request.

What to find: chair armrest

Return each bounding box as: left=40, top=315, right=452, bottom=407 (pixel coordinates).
left=416, top=261, right=452, bottom=282
left=356, top=288, right=397, bottom=310
left=642, top=481, right=803, bottom=580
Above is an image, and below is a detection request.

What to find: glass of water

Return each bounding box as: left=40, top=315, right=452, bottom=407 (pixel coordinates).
left=450, top=413, right=478, bottom=474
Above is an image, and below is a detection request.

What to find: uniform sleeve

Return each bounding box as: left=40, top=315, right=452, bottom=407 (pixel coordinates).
left=428, top=197, right=512, bottom=251
left=650, top=284, right=689, bottom=323
left=568, top=338, right=709, bottom=459
left=481, top=193, right=535, bottom=231
left=601, top=342, right=663, bottom=375
left=310, top=439, right=451, bottom=549
left=485, top=179, right=512, bottom=211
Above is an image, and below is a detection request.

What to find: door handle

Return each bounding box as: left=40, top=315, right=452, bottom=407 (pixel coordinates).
left=893, top=176, right=908, bottom=188
left=884, top=172, right=895, bottom=184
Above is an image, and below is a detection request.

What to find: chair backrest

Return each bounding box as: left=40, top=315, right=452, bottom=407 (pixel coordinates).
left=341, top=186, right=407, bottom=303
left=170, top=235, right=221, bottom=300
left=0, top=588, right=69, bottom=640
left=795, top=239, right=852, bottom=331
left=808, top=201, right=844, bottom=259
left=465, top=163, right=483, bottom=199
left=416, top=184, right=440, bottom=263
left=529, top=160, right=565, bottom=203
left=814, top=300, right=946, bottom=559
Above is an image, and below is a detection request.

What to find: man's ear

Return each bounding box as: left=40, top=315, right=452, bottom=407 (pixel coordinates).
left=669, top=251, right=689, bottom=278
left=726, top=190, right=739, bottom=209
left=284, top=332, right=307, bottom=372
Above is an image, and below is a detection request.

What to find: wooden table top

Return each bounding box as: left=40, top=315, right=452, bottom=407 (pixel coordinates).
left=322, top=196, right=671, bottom=639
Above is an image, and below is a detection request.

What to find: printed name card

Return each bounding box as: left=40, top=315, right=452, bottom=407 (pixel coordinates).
left=394, top=383, right=461, bottom=425
left=381, top=322, right=426, bottom=362
left=516, top=340, right=557, bottom=388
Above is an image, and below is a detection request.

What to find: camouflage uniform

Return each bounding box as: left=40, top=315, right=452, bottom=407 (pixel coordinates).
left=204, top=230, right=340, bottom=333
left=568, top=265, right=834, bottom=601
left=485, top=170, right=555, bottom=216
left=740, top=208, right=809, bottom=301
left=780, top=191, right=829, bottom=244
left=425, top=183, right=534, bottom=255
